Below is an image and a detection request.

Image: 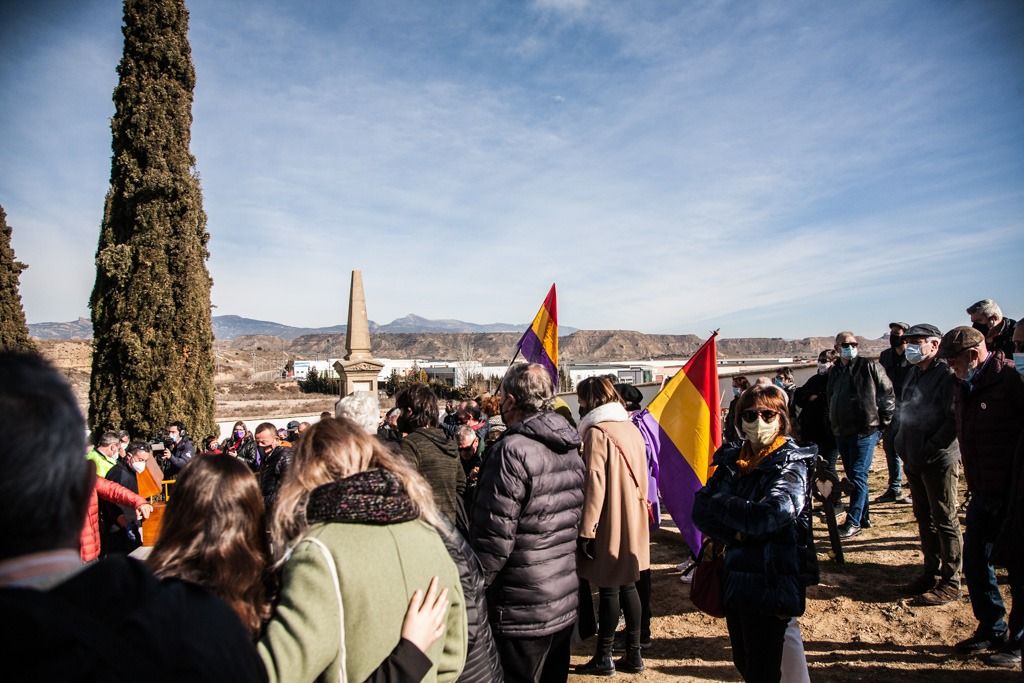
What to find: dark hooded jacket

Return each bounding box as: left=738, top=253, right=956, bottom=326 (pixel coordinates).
left=469, top=411, right=585, bottom=637
left=693, top=438, right=819, bottom=618
left=0, top=556, right=264, bottom=683
left=259, top=445, right=293, bottom=514
left=401, top=427, right=466, bottom=524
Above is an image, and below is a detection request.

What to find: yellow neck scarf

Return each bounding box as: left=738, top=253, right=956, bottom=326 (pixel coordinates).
left=735, top=435, right=788, bottom=475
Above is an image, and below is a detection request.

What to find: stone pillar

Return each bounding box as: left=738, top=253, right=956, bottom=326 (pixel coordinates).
left=334, top=269, right=383, bottom=399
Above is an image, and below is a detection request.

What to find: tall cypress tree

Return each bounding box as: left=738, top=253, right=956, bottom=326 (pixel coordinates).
left=0, top=205, right=35, bottom=352
left=89, top=0, right=214, bottom=438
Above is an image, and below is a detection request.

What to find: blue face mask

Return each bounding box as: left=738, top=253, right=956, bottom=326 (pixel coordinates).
left=840, top=345, right=858, bottom=361
left=905, top=344, right=925, bottom=365
left=773, top=378, right=785, bottom=388
left=732, top=386, right=742, bottom=397
left=965, top=365, right=979, bottom=383
left=1015, top=353, right=1024, bottom=376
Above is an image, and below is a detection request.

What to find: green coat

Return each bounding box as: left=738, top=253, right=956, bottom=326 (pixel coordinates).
left=86, top=448, right=117, bottom=478
left=259, top=519, right=467, bottom=683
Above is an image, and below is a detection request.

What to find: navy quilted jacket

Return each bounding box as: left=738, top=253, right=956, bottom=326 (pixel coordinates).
left=693, top=438, right=819, bottom=618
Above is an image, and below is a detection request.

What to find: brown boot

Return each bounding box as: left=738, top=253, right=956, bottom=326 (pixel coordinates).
left=914, top=580, right=959, bottom=606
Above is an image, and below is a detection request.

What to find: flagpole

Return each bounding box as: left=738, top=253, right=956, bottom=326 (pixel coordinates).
left=496, top=347, right=523, bottom=391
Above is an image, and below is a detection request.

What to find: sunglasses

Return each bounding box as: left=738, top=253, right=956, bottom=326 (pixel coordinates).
left=741, top=409, right=779, bottom=423
left=840, top=342, right=858, bottom=348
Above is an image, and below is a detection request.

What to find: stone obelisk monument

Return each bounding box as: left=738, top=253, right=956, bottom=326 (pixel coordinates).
left=333, top=270, right=384, bottom=397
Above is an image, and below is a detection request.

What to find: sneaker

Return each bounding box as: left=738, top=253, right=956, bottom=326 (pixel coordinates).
left=903, top=573, right=937, bottom=595
left=838, top=522, right=862, bottom=539
left=893, top=494, right=912, bottom=504
left=985, top=644, right=1021, bottom=668
left=861, top=518, right=873, bottom=529
left=874, top=490, right=898, bottom=503
left=955, top=632, right=1007, bottom=653
left=914, top=581, right=960, bottom=606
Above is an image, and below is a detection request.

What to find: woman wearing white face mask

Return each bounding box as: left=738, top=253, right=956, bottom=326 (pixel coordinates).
left=99, top=441, right=151, bottom=556
left=693, top=385, right=819, bottom=683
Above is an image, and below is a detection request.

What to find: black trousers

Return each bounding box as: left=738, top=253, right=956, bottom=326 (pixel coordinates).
left=597, top=584, right=641, bottom=652
left=637, top=569, right=652, bottom=639
left=493, top=624, right=573, bottom=683
left=725, top=611, right=788, bottom=683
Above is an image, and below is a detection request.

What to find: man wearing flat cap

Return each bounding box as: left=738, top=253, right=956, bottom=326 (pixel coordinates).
left=878, top=322, right=912, bottom=504
left=895, top=324, right=961, bottom=606
left=940, top=326, right=1024, bottom=668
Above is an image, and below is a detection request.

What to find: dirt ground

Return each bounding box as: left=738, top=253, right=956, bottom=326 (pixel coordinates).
left=569, top=453, right=1020, bottom=682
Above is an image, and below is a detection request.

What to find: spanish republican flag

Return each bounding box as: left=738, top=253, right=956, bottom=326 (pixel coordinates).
left=516, top=284, right=558, bottom=386
left=635, top=332, right=721, bottom=555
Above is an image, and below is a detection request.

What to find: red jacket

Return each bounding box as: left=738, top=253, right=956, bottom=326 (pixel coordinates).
left=79, top=477, right=146, bottom=561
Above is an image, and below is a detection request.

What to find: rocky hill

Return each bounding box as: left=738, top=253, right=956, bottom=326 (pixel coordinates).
left=226, top=330, right=887, bottom=362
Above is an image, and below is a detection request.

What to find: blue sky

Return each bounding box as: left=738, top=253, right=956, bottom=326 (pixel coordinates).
left=2, top=0, right=1022, bottom=338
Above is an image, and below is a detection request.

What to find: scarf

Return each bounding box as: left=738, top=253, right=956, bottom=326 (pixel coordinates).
left=577, top=401, right=630, bottom=436
left=305, top=468, right=419, bottom=526
left=734, top=435, right=788, bottom=476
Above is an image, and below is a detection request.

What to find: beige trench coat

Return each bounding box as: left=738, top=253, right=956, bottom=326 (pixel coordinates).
left=578, top=418, right=651, bottom=588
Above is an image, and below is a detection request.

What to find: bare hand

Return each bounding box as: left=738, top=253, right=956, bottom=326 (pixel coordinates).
left=136, top=503, right=154, bottom=520
left=401, top=576, right=449, bottom=654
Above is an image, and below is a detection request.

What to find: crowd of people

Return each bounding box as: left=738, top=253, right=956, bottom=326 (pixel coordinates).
left=0, top=298, right=1021, bottom=682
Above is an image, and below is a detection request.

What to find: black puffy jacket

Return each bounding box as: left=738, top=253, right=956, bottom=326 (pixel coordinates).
left=469, top=411, right=584, bottom=637
left=435, top=519, right=503, bottom=683
left=693, top=438, right=819, bottom=618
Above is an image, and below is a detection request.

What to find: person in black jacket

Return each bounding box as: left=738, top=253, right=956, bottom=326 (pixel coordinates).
left=221, top=420, right=261, bottom=471
left=827, top=331, right=896, bottom=538
left=693, top=384, right=818, bottom=683
left=161, top=421, right=194, bottom=477
left=0, top=351, right=265, bottom=683
left=723, top=376, right=751, bottom=443
left=99, top=441, right=149, bottom=556
left=254, top=421, right=292, bottom=514
left=877, top=322, right=912, bottom=504
left=793, top=350, right=837, bottom=478
left=470, top=363, right=585, bottom=683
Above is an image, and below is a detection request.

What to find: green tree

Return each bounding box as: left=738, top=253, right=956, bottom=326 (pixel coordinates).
left=88, top=0, right=214, bottom=438
left=0, top=205, right=34, bottom=352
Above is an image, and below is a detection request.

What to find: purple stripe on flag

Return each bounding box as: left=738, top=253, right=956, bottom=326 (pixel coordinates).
left=517, top=328, right=557, bottom=385
left=638, top=411, right=704, bottom=555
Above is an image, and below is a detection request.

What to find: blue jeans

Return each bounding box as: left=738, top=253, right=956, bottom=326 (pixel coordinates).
left=836, top=431, right=880, bottom=527
left=881, top=421, right=903, bottom=493
left=963, top=493, right=1023, bottom=643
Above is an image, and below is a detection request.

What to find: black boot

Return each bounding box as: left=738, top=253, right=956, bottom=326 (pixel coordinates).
left=576, top=635, right=615, bottom=676
left=615, top=647, right=645, bottom=674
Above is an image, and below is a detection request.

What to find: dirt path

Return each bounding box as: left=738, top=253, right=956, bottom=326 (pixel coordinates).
left=569, top=453, right=1020, bottom=682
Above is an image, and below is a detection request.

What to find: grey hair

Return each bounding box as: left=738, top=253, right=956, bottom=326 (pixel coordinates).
left=834, top=330, right=856, bottom=345
left=96, top=431, right=120, bottom=448
left=455, top=425, right=477, bottom=445
left=335, top=391, right=381, bottom=435
left=0, top=352, right=90, bottom=560
left=501, top=363, right=555, bottom=414
left=966, top=299, right=1001, bottom=318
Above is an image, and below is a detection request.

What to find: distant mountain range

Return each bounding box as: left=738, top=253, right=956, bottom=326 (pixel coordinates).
left=28, top=314, right=578, bottom=341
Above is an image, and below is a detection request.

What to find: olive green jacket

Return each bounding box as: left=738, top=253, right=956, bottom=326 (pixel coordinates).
left=258, top=520, right=467, bottom=683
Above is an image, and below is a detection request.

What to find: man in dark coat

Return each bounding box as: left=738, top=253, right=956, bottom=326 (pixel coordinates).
left=160, top=421, right=194, bottom=477
left=894, top=324, right=961, bottom=606
left=470, top=363, right=585, bottom=683
left=0, top=352, right=264, bottom=683
left=827, top=331, right=896, bottom=538
left=397, top=384, right=466, bottom=525
left=794, top=350, right=838, bottom=477
left=877, top=321, right=912, bottom=503
left=941, top=326, right=1024, bottom=669
left=99, top=442, right=149, bottom=556
left=255, top=422, right=292, bottom=514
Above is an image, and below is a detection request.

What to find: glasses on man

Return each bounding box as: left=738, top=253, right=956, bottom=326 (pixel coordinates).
left=840, top=342, right=859, bottom=348
left=741, top=409, right=779, bottom=423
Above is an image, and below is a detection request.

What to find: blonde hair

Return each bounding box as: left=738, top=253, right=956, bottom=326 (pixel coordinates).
left=270, top=416, right=441, bottom=562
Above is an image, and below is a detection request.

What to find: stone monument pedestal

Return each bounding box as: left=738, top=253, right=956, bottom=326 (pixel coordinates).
left=333, top=358, right=384, bottom=396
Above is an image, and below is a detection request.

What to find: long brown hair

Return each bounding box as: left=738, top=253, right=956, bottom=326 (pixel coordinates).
left=270, top=417, right=441, bottom=563
left=147, top=456, right=270, bottom=636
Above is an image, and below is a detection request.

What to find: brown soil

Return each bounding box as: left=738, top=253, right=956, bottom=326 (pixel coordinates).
left=569, top=454, right=1020, bottom=682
